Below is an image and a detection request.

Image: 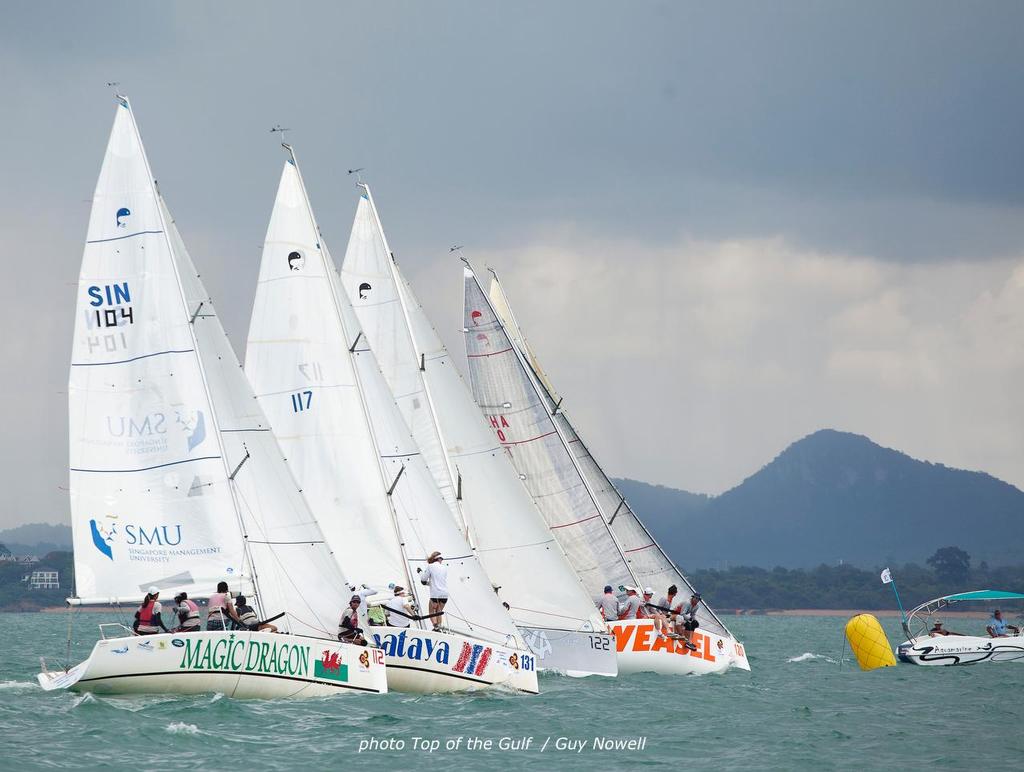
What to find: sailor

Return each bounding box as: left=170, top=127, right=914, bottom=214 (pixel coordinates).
left=133, top=587, right=169, bottom=636
left=986, top=609, right=1020, bottom=638
left=338, top=594, right=368, bottom=645
left=637, top=588, right=655, bottom=619
left=207, top=581, right=243, bottom=631
left=651, top=584, right=682, bottom=639
left=234, top=595, right=278, bottom=633
left=173, top=592, right=201, bottom=633
left=599, top=585, right=620, bottom=622
left=417, top=551, right=449, bottom=632
left=383, top=586, right=414, bottom=629
left=675, top=593, right=701, bottom=651
left=617, top=587, right=643, bottom=620
left=347, top=583, right=379, bottom=628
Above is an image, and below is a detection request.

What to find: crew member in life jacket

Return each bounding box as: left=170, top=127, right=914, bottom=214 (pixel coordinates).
left=417, top=551, right=449, bottom=632
left=133, top=586, right=169, bottom=636
left=173, top=592, right=201, bottom=633
left=233, top=595, right=279, bottom=633
left=338, top=594, right=368, bottom=645
left=383, top=586, right=414, bottom=629
left=207, top=581, right=244, bottom=631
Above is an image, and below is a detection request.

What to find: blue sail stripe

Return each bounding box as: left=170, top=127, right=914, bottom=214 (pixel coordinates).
left=86, top=229, right=164, bottom=244
left=71, top=349, right=194, bottom=367
left=71, top=455, right=221, bottom=474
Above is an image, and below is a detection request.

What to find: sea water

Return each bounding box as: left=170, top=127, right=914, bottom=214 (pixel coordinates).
left=2, top=612, right=1021, bottom=770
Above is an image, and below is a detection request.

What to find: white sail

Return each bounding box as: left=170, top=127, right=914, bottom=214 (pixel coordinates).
left=245, top=156, right=522, bottom=649
left=488, top=274, right=732, bottom=639
left=462, top=267, right=636, bottom=596
left=69, top=98, right=350, bottom=640
left=339, top=192, right=609, bottom=640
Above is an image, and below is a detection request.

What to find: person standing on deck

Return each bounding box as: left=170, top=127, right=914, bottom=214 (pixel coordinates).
left=417, top=551, right=449, bottom=631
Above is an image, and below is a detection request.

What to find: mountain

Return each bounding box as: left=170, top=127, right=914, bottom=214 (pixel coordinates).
left=616, top=429, right=1024, bottom=569
left=0, top=523, right=72, bottom=557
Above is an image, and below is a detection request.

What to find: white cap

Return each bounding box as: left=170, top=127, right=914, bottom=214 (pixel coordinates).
left=643, top=587, right=654, bottom=595
left=148, top=586, right=159, bottom=595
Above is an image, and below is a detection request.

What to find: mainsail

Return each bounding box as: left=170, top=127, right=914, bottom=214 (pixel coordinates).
left=487, top=274, right=732, bottom=638
left=339, top=190, right=609, bottom=639
left=69, top=98, right=349, bottom=639
left=245, top=152, right=522, bottom=648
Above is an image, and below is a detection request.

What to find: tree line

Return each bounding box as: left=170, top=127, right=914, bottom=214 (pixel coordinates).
left=690, top=547, right=1024, bottom=611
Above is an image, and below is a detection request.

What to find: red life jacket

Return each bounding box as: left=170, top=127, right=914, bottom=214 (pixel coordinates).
left=138, top=598, right=156, bottom=626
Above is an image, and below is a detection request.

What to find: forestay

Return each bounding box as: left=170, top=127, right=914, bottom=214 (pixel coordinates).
left=69, top=98, right=349, bottom=640
left=340, top=191, right=607, bottom=635
left=488, top=276, right=730, bottom=638
left=246, top=156, right=522, bottom=648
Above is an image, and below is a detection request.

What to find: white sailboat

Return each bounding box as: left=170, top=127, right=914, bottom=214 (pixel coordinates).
left=38, top=97, right=387, bottom=698
left=339, top=188, right=617, bottom=677
left=244, top=149, right=538, bottom=694
left=464, top=265, right=750, bottom=675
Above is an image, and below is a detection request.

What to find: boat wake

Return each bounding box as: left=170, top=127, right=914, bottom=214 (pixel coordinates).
left=166, top=722, right=202, bottom=735
left=787, top=652, right=837, bottom=664
left=0, top=680, right=35, bottom=690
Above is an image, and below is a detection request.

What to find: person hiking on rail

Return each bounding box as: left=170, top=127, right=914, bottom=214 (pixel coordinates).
left=674, top=593, right=701, bottom=651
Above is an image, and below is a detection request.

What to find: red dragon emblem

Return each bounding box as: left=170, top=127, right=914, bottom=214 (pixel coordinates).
left=321, top=650, right=342, bottom=672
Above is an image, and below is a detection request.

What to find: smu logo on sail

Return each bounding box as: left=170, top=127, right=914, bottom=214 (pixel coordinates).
left=102, top=409, right=206, bottom=456
left=89, top=514, right=184, bottom=561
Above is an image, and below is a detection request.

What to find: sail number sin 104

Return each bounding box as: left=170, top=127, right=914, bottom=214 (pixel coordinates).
left=291, top=390, right=313, bottom=413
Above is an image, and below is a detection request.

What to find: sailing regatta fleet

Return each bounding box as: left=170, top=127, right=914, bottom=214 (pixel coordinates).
left=37, top=96, right=748, bottom=699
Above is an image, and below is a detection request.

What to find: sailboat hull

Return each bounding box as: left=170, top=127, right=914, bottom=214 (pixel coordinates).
left=609, top=620, right=750, bottom=675
left=369, top=627, right=539, bottom=694
left=38, top=631, right=387, bottom=698
left=519, top=626, right=618, bottom=677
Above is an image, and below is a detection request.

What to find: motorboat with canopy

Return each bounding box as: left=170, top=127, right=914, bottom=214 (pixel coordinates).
left=896, top=590, right=1024, bottom=666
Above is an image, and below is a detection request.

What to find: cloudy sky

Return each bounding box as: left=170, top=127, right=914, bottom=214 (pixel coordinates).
left=2, top=1, right=1023, bottom=529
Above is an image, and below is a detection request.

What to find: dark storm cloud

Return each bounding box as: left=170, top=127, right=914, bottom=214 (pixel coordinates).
left=2, top=1, right=1023, bottom=526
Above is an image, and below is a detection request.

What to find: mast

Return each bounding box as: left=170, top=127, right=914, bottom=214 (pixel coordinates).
left=464, top=261, right=642, bottom=589
left=121, top=95, right=261, bottom=608
left=285, top=149, right=420, bottom=619
left=359, top=184, right=477, bottom=548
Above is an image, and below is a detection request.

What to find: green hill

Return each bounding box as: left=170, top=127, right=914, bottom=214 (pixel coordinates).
left=616, top=429, right=1024, bottom=569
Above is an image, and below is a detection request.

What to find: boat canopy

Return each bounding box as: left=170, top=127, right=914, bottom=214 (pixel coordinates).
left=938, top=590, right=1024, bottom=603
left=907, top=589, right=1024, bottom=630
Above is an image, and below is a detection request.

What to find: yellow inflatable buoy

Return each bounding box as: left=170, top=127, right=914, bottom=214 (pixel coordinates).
left=845, top=614, right=897, bottom=671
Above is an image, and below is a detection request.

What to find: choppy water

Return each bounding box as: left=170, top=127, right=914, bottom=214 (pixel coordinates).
left=2, top=613, right=1021, bottom=769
